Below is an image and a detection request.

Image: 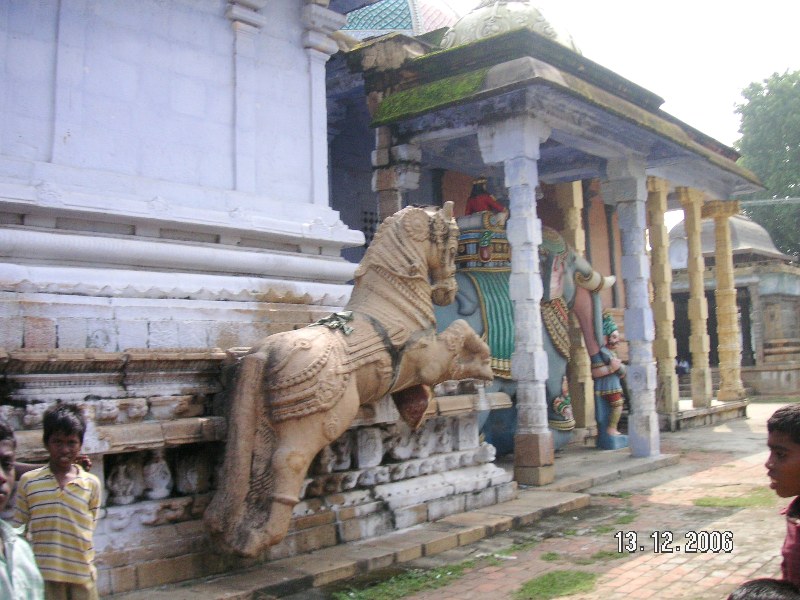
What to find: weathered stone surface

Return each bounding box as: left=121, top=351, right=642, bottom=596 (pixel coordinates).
left=205, top=204, right=494, bottom=557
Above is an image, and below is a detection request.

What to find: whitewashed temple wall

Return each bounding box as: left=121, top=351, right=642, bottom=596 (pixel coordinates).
left=0, top=0, right=363, bottom=351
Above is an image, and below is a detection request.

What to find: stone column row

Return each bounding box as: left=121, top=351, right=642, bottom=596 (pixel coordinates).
left=646, top=177, right=679, bottom=427
left=703, top=200, right=747, bottom=401
left=478, top=116, right=555, bottom=485
left=677, top=187, right=713, bottom=407
left=601, top=159, right=659, bottom=458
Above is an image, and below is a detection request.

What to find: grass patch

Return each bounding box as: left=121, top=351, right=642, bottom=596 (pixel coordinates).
left=498, top=539, right=539, bottom=555
left=599, top=491, right=632, bottom=499
left=693, top=486, right=775, bottom=509
left=593, top=525, right=615, bottom=534
left=614, top=512, right=637, bottom=525
left=540, top=551, right=561, bottom=561
left=563, top=529, right=577, bottom=536
left=591, top=549, right=626, bottom=561
left=331, top=562, right=473, bottom=600
left=513, top=570, right=598, bottom=599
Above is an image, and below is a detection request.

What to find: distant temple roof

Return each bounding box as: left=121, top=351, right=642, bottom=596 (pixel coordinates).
left=668, top=214, right=791, bottom=269
left=343, top=0, right=462, bottom=38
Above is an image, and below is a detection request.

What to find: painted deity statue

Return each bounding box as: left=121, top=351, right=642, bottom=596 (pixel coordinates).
left=434, top=213, right=615, bottom=451
left=591, top=312, right=629, bottom=450
left=204, top=202, right=494, bottom=557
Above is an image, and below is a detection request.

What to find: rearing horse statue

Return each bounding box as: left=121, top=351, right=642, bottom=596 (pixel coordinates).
left=204, top=202, right=494, bottom=557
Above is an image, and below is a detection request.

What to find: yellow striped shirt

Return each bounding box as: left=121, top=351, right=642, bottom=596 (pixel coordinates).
left=12, top=465, right=101, bottom=584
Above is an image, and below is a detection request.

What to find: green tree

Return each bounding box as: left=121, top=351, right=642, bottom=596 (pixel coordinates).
left=735, top=70, right=800, bottom=259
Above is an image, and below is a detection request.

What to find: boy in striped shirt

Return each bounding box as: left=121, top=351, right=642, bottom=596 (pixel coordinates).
left=14, top=404, right=101, bottom=600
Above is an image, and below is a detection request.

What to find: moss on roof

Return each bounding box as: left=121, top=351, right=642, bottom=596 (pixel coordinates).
left=373, top=67, right=489, bottom=125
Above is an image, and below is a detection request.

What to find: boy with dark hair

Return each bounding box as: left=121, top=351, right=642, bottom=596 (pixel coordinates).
left=727, top=578, right=800, bottom=599
left=14, top=404, right=101, bottom=600
left=0, top=417, right=44, bottom=599
left=766, top=404, right=800, bottom=587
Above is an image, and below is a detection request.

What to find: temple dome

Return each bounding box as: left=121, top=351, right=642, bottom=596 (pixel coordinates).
left=440, top=1, right=580, bottom=52
left=343, top=0, right=463, bottom=39
left=668, top=213, right=791, bottom=269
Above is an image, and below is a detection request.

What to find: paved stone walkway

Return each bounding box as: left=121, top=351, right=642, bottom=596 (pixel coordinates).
left=383, top=402, right=786, bottom=600
left=111, top=401, right=792, bottom=599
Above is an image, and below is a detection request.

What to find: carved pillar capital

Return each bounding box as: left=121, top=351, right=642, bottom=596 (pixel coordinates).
left=302, top=3, right=346, bottom=57
left=676, top=186, right=705, bottom=209
left=477, top=116, right=550, bottom=165
left=226, top=0, right=267, bottom=29
left=701, top=199, right=740, bottom=220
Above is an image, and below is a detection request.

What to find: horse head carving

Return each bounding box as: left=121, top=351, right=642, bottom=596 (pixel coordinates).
left=204, top=202, right=493, bottom=556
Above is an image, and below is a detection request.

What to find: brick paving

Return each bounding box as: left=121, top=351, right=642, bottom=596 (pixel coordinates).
left=398, top=402, right=787, bottom=600
left=111, top=401, right=792, bottom=600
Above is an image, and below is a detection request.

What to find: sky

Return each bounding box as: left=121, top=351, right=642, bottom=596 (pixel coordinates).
left=445, top=0, right=800, bottom=147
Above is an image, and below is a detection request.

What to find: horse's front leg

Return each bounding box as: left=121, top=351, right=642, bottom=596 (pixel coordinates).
left=247, top=378, right=362, bottom=554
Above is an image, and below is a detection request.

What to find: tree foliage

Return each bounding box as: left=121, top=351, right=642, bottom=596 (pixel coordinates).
left=735, top=70, right=800, bottom=259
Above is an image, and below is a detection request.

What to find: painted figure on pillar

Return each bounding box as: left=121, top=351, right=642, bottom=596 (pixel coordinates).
left=591, top=312, right=629, bottom=450
left=464, top=177, right=508, bottom=216
left=435, top=215, right=615, bottom=451
left=204, top=202, right=494, bottom=557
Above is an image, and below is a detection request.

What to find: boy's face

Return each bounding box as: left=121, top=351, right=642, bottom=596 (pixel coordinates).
left=0, top=439, right=15, bottom=512
left=46, top=430, right=82, bottom=471
left=766, top=431, right=800, bottom=498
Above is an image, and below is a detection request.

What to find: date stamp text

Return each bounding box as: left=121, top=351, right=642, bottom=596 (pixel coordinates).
left=614, top=530, right=734, bottom=553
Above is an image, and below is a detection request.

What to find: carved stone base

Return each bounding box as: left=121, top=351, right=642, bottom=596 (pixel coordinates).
left=513, top=432, right=554, bottom=468
left=514, top=465, right=555, bottom=486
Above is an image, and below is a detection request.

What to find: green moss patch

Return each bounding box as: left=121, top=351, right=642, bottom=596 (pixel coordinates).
left=513, top=570, right=598, bottom=599
left=373, top=68, right=489, bottom=125
left=693, top=486, right=775, bottom=508
left=331, top=562, right=473, bottom=600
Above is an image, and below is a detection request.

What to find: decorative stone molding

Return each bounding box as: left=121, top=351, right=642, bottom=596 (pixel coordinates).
left=225, top=0, right=267, bottom=29
left=302, top=3, right=346, bottom=56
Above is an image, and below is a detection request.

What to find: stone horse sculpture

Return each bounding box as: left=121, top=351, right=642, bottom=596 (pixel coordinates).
left=435, top=212, right=614, bottom=450
left=205, top=202, right=494, bottom=557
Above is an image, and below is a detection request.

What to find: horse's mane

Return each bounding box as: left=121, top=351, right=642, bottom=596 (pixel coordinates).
left=354, top=206, right=443, bottom=285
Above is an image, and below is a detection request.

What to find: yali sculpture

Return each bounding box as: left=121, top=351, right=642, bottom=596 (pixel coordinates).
left=204, top=202, right=494, bottom=556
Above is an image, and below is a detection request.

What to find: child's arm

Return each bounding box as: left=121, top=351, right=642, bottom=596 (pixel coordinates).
left=14, top=462, right=41, bottom=479
left=88, top=476, right=102, bottom=530
left=11, top=475, right=31, bottom=529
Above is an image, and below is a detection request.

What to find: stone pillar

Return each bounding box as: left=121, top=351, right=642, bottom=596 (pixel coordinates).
left=702, top=200, right=747, bottom=401
left=478, top=116, right=553, bottom=485
left=749, top=283, right=764, bottom=366
left=646, top=177, right=679, bottom=427
left=371, top=127, right=421, bottom=220
left=676, top=187, right=713, bottom=407
left=302, top=2, right=346, bottom=206
left=601, top=159, right=659, bottom=458
left=554, top=181, right=594, bottom=431
left=227, top=1, right=268, bottom=193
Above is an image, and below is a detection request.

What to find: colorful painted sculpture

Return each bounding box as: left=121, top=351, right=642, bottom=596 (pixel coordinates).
left=435, top=212, right=615, bottom=450
left=204, top=202, right=494, bottom=557
left=591, top=312, right=629, bottom=450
